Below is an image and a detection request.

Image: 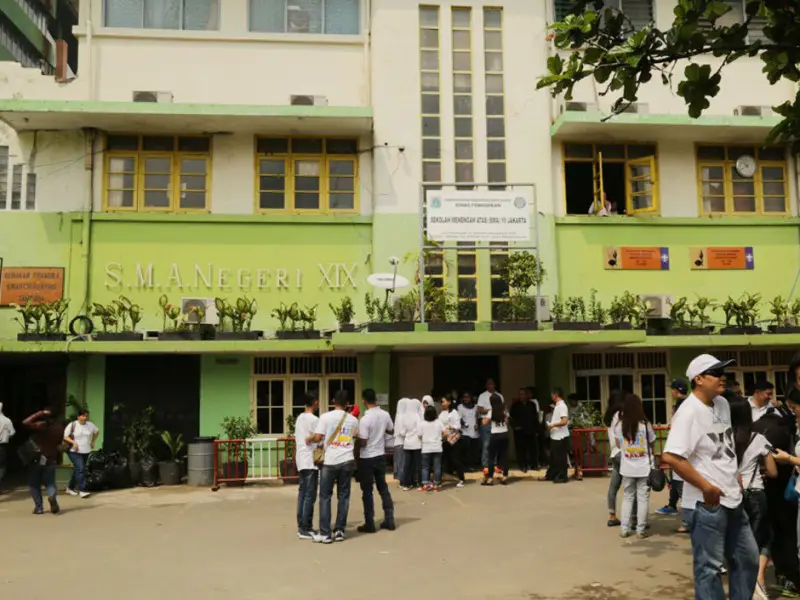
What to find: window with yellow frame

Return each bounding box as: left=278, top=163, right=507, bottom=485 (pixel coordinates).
left=256, top=138, right=358, bottom=213
left=562, top=143, right=658, bottom=216
left=104, top=134, right=211, bottom=212
left=696, top=145, right=788, bottom=215
left=456, top=242, right=477, bottom=322
left=490, top=242, right=509, bottom=321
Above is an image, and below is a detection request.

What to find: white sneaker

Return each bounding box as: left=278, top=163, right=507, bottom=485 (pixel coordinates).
left=65, top=488, right=78, bottom=497
left=456, top=481, right=465, bottom=488
left=79, top=491, right=91, bottom=499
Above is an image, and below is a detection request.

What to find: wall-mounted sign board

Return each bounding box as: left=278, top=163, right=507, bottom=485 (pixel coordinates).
left=604, top=246, right=670, bottom=270
left=690, top=247, right=754, bottom=270
left=0, top=267, right=65, bottom=306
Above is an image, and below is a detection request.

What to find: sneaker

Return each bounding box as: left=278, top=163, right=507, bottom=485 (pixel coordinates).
left=65, top=488, right=78, bottom=497
left=636, top=531, right=650, bottom=540
left=655, top=505, right=677, bottom=515
left=312, top=533, right=333, bottom=544
left=48, top=496, right=60, bottom=515
left=333, top=530, right=345, bottom=542
left=620, top=530, right=632, bottom=539
left=607, top=518, right=621, bottom=527
left=780, top=580, right=800, bottom=597
left=456, top=481, right=465, bottom=488
left=32, top=507, right=44, bottom=515
left=297, top=530, right=315, bottom=540
left=357, top=523, right=376, bottom=534
left=79, top=491, right=91, bottom=499
left=400, top=486, right=413, bottom=491
left=379, top=521, right=396, bottom=531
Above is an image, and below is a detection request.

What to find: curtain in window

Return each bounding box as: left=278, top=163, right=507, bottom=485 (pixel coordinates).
left=105, top=0, right=144, bottom=27
left=325, top=0, right=359, bottom=34
left=184, top=0, right=219, bottom=30
left=250, top=0, right=286, bottom=33
left=144, top=0, right=180, bottom=29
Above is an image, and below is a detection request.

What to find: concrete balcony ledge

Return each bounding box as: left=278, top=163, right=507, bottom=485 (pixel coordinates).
left=555, top=216, right=800, bottom=226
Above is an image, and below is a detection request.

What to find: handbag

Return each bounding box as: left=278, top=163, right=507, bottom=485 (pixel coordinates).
left=314, top=411, right=348, bottom=465
left=645, top=427, right=666, bottom=492
left=58, top=421, right=76, bottom=454
left=17, top=437, right=42, bottom=466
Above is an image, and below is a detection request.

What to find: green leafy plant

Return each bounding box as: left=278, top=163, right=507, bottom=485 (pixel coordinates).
left=158, top=294, right=185, bottom=332
left=161, top=431, right=185, bottom=462
left=669, top=297, right=690, bottom=328
left=220, top=415, right=256, bottom=460
left=551, top=296, right=565, bottom=323
left=11, top=299, right=69, bottom=334
left=298, top=305, right=318, bottom=331
left=496, top=252, right=547, bottom=323
left=566, top=296, right=587, bottom=322
left=632, top=295, right=653, bottom=329
left=587, top=289, right=607, bottom=324
left=329, top=296, right=355, bottom=328
left=285, top=414, right=296, bottom=437
left=790, top=299, right=800, bottom=327
left=12, top=300, right=42, bottom=334
left=722, top=297, right=739, bottom=328
left=216, top=296, right=258, bottom=332
left=608, top=291, right=643, bottom=325
left=365, top=292, right=395, bottom=324
left=769, top=295, right=790, bottom=327
left=271, top=302, right=297, bottom=331
left=737, top=292, right=761, bottom=328
left=694, top=296, right=716, bottom=328
left=91, top=302, right=118, bottom=332
left=116, top=405, right=156, bottom=461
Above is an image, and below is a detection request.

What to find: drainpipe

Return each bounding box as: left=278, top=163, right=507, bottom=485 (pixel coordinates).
left=364, top=0, right=372, bottom=107
left=81, top=128, right=97, bottom=314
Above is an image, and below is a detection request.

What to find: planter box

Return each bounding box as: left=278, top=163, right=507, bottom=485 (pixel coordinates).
left=158, top=331, right=203, bottom=341
left=339, top=323, right=357, bottom=333
left=490, top=322, right=537, bottom=331
left=552, top=322, right=602, bottom=331
left=158, top=461, right=182, bottom=486
left=669, top=326, right=714, bottom=336
left=214, top=331, right=263, bottom=341
left=94, top=332, right=144, bottom=341
left=367, top=322, right=415, bottom=333
left=721, top=326, right=762, bottom=335
left=603, top=323, right=633, bottom=330
left=223, top=460, right=248, bottom=487
left=429, top=322, right=476, bottom=332
left=276, top=330, right=321, bottom=340
left=17, top=333, right=67, bottom=341
left=769, top=326, right=800, bottom=334
left=279, top=460, right=299, bottom=485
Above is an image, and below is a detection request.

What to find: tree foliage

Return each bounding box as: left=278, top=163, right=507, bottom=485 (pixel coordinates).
left=538, top=0, right=800, bottom=142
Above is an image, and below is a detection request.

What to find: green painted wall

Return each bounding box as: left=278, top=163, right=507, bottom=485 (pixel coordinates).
left=86, top=355, right=106, bottom=447
left=555, top=222, right=800, bottom=322
left=199, top=355, right=251, bottom=437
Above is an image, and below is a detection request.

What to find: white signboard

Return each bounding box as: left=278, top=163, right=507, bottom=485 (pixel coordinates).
left=425, top=190, right=531, bottom=242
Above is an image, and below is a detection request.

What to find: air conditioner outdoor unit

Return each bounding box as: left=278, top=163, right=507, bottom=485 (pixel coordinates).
left=290, top=94, right=329, bottom=107
left=181, top=297, right=219, bottom=326
left=537, top=295, right=552, bottom=322
left=562, top=101, right=598, bottom=113
left=640, top=294, right=673, bottom=319
left=132, top=90, right=174, bottom=103
left=734, top=105, right=772, bottom=117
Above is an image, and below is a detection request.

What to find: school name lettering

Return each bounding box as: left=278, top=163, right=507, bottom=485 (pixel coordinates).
left=104, top=262, right=358, bottom=291
left=429, top=216, right=527, bottom=224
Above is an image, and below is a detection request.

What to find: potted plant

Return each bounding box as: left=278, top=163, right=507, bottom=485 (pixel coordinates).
left=664, top=296, right=713, bottom=335
left=365, top=291, right=414, bottom=332
left=329, top=296, right=357, bottom=332
left=491, top=251, right=546, bottom=331
left=92, top=295, right=144, bottom=341
left=721, top=293, right=762, bottom=335
left=423, top=280, right=469, bottom=331
left=606, top=291, right=647, bottom=330
left=272, top=302, right=321, bottom=339
left=118, top=405, right=157, bottom=486
left=13, top=299, right=70, bottom=341
left=157, top=295, right=205, bottom=341
left=215, top=296, right=262, bottom=340
left=220, top=416, right=255, bottom=485
left=158, top=431, right=185, bottom=486
left=768, top=295, right=800, bottom=334
left=552, top=291, right=602, bottom=330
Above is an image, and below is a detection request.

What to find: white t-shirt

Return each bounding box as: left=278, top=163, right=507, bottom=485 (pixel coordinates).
left=477, top=391, right=503, bottom=420
left=485, top=409, right=509, bottom=434
left=314, top=409, right=359, bottom=466
left=748, top=397, right=770, bottom=424
left=294, top=412, right=320, bottom=471
left=615, top=421, right=656, bottom=478
left=739, top=433, right=771, bottom=491
left=549, top=401, right=570, bottom=440
left=420, top=420, right=444, bottom=454
left=64, top=421, right=98, bottom=454
left=439, top=409, right=460, bottom=432
left=663, top=394, right=741, bottom=510
left=458, top=404, right=479, bottom=438
left=607, top=412, right=621, bottom=459
left=358, top=407, right=394, bottom=459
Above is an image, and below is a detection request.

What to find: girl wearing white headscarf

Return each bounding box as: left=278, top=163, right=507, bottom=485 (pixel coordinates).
left=398, top=398, right=423, bottom=490
left=392, top=398, right=409, bottom=481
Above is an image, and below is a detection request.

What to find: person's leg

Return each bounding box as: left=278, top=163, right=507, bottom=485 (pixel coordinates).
left=486, top=435, right=497, bottom=482
left=67, top=451, right=78, bottom=491
left=514, top=430, right=526, bottom=471
left=553, top=439, right=569, bottom=482
left=432, top=452, right=442, bottom=487
left=0, top=444, right=7, bottom=490
left=28, top=464, right=44, bottom=513
left=302, top=470, right=319, bottom=532
left=317, top=465, right=335, bottom=538
left=529, top=433, right=539, bottom=470
left=749, top=490, right=771, bottom=591
left=690, top=503, right=729, bottom=600
left=635, top=477, right=650, bottom=535
left=421, top=452, right=431, bottom=486
left=724, top=503, right=758, bottom=600
left=358, top=457, right=376, bottom=528
left=607, top=454, right=622, bottom=520
left=75, top=453, right=89, bottom=492
left=334, top=462, right=355, bottom=534
left=667, top=475, right=680, bottom=509
left=43, top=465, right=58, bottom=513
left=401, top=449, right=413, bottom=487
left=393, top=445, right=404, bottom=481
left=480, top=423, right=491, bottom=470
left=297, top=469, right=310, bottom=530
left=620, top=476, right=636, bottom=535
left=413, top=450, right=422, bottom=487
left=452, top=440, right=465, bottom=483
left=498, top=436, right=509, bottom=477
left=372, top=457, right=394, bottom=527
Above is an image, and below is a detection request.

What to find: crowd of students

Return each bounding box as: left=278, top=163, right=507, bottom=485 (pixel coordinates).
left=603, top=352, right=800, bottom=600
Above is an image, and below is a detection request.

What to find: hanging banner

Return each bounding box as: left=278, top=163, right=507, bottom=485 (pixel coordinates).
left=604, top=246, right=670, bottom=270
left=0, top=267, right=65, bottom=306
left=425, top=190, right=531, bottom=242
left=690, top=247, right=754, bottom=270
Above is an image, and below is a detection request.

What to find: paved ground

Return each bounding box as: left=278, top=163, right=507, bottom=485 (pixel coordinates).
left=0, top=474, right=696, bottom=600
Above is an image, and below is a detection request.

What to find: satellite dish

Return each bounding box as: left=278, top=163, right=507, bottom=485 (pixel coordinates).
left=367, top=273, right=410, bottom=290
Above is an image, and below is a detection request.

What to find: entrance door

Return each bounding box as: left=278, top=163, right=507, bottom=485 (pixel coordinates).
left=433, top=355, right=500, bottom=398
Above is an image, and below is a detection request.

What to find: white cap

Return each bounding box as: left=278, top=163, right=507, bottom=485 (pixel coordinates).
left=686, top=353, right=736, bottom=382
left=422, top=394, right=434, bottom=406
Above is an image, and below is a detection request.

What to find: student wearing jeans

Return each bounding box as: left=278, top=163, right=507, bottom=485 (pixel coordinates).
left=483, top=393, right=509, bottom=486
left=294, top=393, right=320, bottom=540
left=603, top=390, right=626, bottom=527
left=458, top=393, right=480, bottom=470
left=398, top=398, right=423, bottom=490
left=439, top=396, right=465, bottom=488
left=420, top=405, right=444, bottom=491
left=63, top=409, right=99, bottom=499
left=614, top=393, right=655, bottom=539
left=392, top=398, right=409, bottom=481
left=545, top=388, right=570, bottom=484
left=356, top=389, right=396, bottom=533
left=22, top=408, right=64, bottom=515
left=663, top=354, right=758, bottom=600
left=477, top=379, right=503, bottom=471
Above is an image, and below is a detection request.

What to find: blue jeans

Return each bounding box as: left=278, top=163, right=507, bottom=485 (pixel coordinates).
left=392, top=445, right=405, bottom=481
left=67, top=452, right=89, bottom=492
left=358, top=456, right=394, bottom=526
left=318, top=461, right=355, bottom=537
left=479, top=422, right=491, bottom=468
left=28, top=463, right=57, bottom=511
left=689, top=502, right=758, bottom=600
left=421, top=452, right=442, bottom=485
left=296, top=469, right=318, bottom=532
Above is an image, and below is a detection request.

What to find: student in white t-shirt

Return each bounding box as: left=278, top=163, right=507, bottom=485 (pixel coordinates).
left=439, top=396, right=465, bottom=488
left=603, top=390, right=627, bottom=527
left=729, top=396, right=777, bottom=599
left=397, top=398, right=423, bottom=490
left=477, top=379, right=503, bottom=471
left=458, top=392, right=479, bottom=470
left=63, top=410, right=99, bottom=498
left=420, top=405, right=444, bottom=491
left=662, top=354, right=759, bottom=600
left=294, top=393, right=320, bottom=540
left=545, top=388, right=570, bottom=484
left=614, top=394, right=656, bottom=538
left=307, top=390, right=359, bottom=544
left=356, top=389, right=395, bottom=533
left=482, top=393, right=510, bottom=486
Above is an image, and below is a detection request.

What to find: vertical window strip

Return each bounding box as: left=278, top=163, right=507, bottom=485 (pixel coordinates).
left=456, top=242, right=478, bottom=322
left=452, top=7, right=474, bottom=190
left=25, top=173, right=36, bottom=210
left=0, top=146, right=8, bottom=210
left=10, top=164, right=22, bottom=210
left=489, top=242, right=509, bottom=321
left=483, top=7, right=506, bottom=190
left=420, top=6, right=441, bottom=187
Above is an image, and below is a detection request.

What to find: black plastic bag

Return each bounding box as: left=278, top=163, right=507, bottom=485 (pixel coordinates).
left=106, top=453, right=132, bottom=489
left=85, top=450, right=108, bottom=491
left=140, top=456, right=158, bottom=487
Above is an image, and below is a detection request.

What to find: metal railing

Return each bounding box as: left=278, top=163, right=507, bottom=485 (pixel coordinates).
left=571, top=426, right=670, bottom=474
left=212, top=438, right=298, bottom=488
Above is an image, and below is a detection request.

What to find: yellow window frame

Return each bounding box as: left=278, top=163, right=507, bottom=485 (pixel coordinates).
left=420, top=6, right=442, bottom=185
left=456, top=245, right=478, bottom=323
left=626, top=155, right=658, bottom=215
left=139, top=152, right=174, bottom=213
left=489, top=243, right=509, bottom=321
left=176, top=154, right=211, bottom=212
left=105, top=153, right=138, bottom=212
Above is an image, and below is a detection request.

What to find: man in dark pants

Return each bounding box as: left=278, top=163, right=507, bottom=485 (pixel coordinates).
left=545, top=388, right=570, bottom=484
left=510, top=388, right=538, bottom=472
left=356, top=389, right=396, bottom=533
left=22, top=408, right=63, bottom=515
